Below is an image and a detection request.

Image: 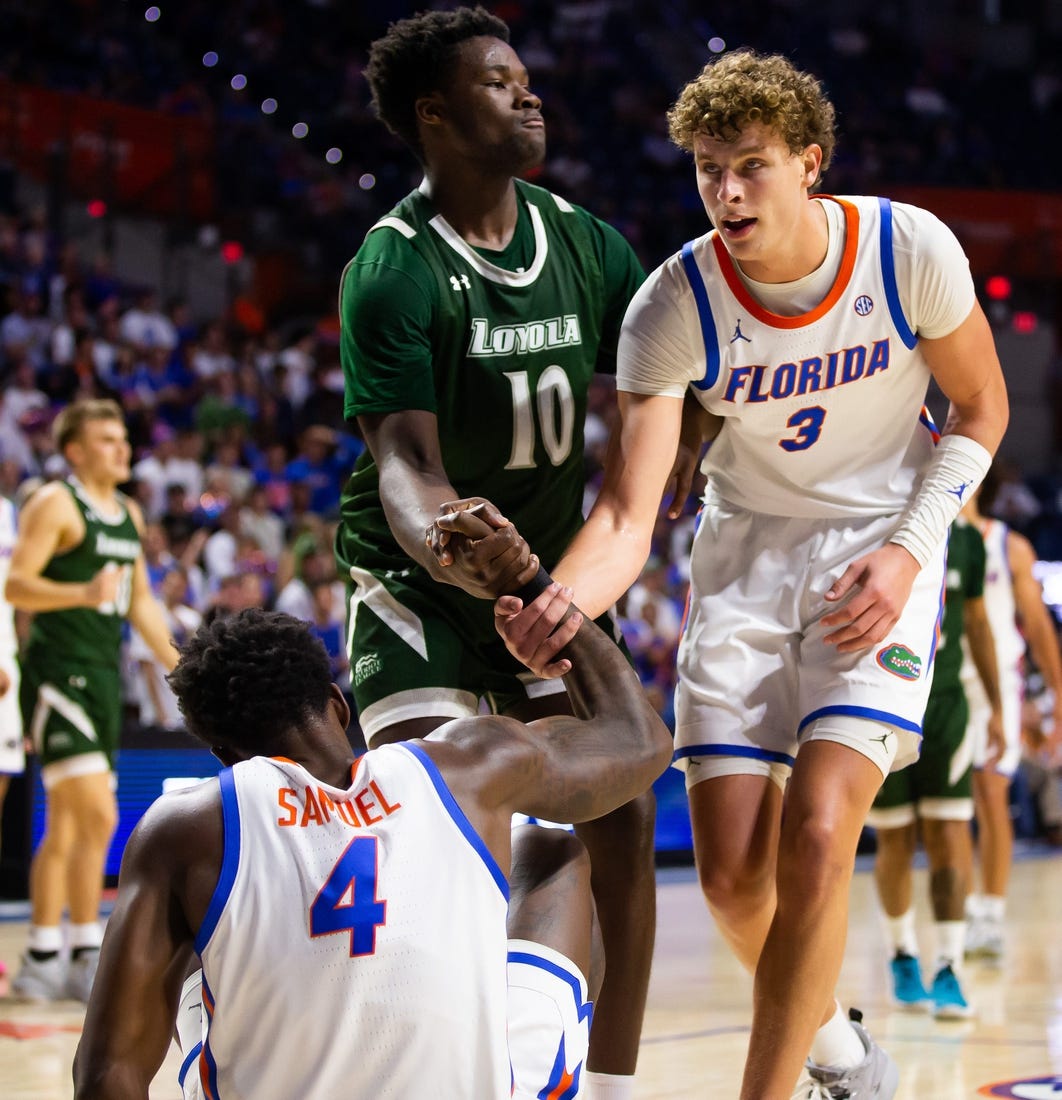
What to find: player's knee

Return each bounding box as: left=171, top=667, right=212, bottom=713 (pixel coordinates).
left=78, top=797, right=118, bottom=843
left=511, top=826, right=591, bottom=903
left=777, top=814, right=850, bottom=900
left=696, top=851, right=774, bottom=916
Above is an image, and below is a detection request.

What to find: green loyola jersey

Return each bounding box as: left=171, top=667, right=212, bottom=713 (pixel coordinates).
left=932, top=520, right=986, bottom=691
left=336, top=179, right=644, bottom=576
left=26, top=479, right=142, bottom=668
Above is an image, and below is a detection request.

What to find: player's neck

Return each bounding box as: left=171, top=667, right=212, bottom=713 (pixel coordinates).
left=71, top=472, right=121, bottom=513
left=422, top=170, right=519, bottom=250
left=283, top=737, right=358, bottom=789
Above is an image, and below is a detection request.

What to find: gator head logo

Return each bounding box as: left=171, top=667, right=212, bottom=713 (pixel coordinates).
left=876, top=643, right=922, bottom=681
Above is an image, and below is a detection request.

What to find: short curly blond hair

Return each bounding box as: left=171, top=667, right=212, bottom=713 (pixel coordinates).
left=668, top=50, right=836, bottom=175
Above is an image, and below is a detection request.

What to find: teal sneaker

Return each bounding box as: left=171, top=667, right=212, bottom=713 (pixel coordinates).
left=931, top=964, right=974, bottom=1020
left=890, top=951, right=931, bottom=1010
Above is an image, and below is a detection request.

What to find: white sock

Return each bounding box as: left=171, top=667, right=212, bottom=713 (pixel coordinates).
left=933, top=920, right=966, bottom=972
left=966, top=893, right=983, bottom=920
left=583, top=1071, right=635, bottom=1099
left=808, top=1001, right=865, bottom=1070
left=982, top=894, right=1005, bottom=922
left=69, top=922, right=103, bottom=951
left=28, top=925, right=63, bottom=954
left=883, top=909, right=919, bottom=956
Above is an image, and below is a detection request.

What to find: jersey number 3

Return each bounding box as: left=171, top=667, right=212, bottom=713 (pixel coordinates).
left=310, top=836, right=387, bottom=956
left=779, top=406, right=826, bottom=452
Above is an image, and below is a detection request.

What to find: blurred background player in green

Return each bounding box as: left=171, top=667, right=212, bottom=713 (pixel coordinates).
left=867, top=518, right=1003, bottom=1018
left=5, top=399, right=177, bottom=1003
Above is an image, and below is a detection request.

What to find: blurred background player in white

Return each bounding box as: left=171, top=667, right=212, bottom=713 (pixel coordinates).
left=73, top=591, right=672, bottom=1100
left=959, top=465, right=1062, bottom=961
left=0, top=492, right=25, bottom=981
left=867, top=518, right=1002, bottom=1020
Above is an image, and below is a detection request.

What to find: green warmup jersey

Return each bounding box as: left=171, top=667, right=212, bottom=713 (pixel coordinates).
left=25, top=479, right=142, bottom=668
left=932, top=520, right=987, bottom=691
left=335, top=178, right=645, bottom=577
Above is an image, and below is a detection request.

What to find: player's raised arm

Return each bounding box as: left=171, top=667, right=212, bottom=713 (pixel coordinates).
left=431, top=582, right=672, bottom=827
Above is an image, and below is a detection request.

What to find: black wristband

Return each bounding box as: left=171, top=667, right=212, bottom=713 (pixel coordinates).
left=511, top=566, right=553, bottom=606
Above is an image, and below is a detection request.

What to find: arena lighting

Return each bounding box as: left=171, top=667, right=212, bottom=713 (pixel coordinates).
left=358, top=173, right=376, bottom=190
left=1012, top=311, right=1038, bottom=334
left=86, top=199, right=107, bottom=218
left=985, top=274, right=1012, bottom=300
left=145, top=5, right=161, bottom=21
left=708, top=36, right=726, bottom=52
left=292, top=122, right=309, bottom=139
left=325, top=147, right=343, bottom=164
left=261, top=97, right=278, bottom=114
left=220, top=240, right=244, bottom=264
left=230, top=74, right=248, bottom=91
left=202, top=51, right=219, bottom=67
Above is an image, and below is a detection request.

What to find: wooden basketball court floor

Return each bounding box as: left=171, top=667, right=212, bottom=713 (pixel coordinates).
left=1, top=851, right=1060, bottom=1099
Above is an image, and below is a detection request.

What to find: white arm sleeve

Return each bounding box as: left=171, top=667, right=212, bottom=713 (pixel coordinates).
left=617, top=259, right=703, bottom=398
left=889, top=201, right=977, bottom=339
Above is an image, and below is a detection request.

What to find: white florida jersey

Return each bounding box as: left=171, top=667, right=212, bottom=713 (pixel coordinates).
left=193, top=744, right=511, bottom=1100
left=0, top=497, right=16, bottom=657
left=961, top=518, right=1025, bottom=685
left=618, top=196, right=977, bottom=518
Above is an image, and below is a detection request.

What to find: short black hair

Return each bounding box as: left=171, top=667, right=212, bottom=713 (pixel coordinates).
left=167, top=609, right=333, bottom=751
left=366, top=5, right=509, bottom=156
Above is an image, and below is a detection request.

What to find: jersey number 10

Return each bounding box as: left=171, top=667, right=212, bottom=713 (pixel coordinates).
left=504, top=367, right=576, bottom=469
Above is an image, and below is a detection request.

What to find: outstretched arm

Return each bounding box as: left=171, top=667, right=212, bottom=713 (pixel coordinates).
left=360, top=409, right=536, bottom=598
left=429, top=584, right=671, bottom=833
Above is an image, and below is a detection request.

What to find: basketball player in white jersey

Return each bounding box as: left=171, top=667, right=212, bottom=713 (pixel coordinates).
left=959, top=468, right=1062, bottom=960
left=459, top=49, right=1009, bottom=1099
left=0, top=494, right=24, bottom=979
left=73, top=592, right=671, bottom=1098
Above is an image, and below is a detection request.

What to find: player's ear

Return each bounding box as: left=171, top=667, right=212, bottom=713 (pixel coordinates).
left=415, top=92, right=446, bottom=131
left=802, top=144, right=823, bottom=189
left=329, top=683, right=351, bottom=731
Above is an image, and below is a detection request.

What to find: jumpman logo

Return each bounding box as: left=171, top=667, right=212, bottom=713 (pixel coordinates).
left=870, top=732, right=892, bottom=749
left=730, top=318, right=751, bottom=343
left=947, top=480, right=971, bottom=503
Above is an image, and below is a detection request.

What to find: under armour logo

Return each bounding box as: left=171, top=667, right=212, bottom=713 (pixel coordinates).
left=947, top=481, right=970, bottom=503
left=449, top=274, right=471, bottom=291
left=730, top=318, right=751, bottom=343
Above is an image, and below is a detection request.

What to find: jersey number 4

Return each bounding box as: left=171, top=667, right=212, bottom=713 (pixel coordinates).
left=504, top=367, right=575, bottom=469
left=310, top=836, right=387, bottom=956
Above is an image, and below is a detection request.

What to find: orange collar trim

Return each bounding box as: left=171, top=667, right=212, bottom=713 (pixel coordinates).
left=709, top=197, right=860, bottom=329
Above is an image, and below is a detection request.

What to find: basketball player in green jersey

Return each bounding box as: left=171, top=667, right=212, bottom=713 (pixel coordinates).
left=6, top=399, right=178, bottom=1003
left=868, top=520, right=1003, bottom=1019
left=334, top=9, right=649, bottom=1093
